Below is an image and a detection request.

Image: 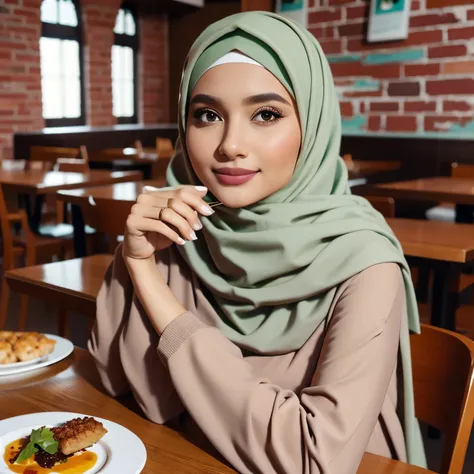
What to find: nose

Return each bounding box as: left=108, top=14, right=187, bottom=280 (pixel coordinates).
left=218, top=120, right=248, bottom=161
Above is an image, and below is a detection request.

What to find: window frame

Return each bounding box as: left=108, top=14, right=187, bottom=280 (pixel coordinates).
left=41, top=0, right=86, bottom=127
left=113, top=4, right=139, bottom=125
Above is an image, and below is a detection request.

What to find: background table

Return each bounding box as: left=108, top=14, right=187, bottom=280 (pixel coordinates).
left=0, top=168, right=142, bottom=232
left=0, top=349, right=434, bottom=474
left=371, top=177, right=474, bottom=223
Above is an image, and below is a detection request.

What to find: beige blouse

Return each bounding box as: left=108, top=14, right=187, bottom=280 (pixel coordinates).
left=88, top=245, right=409, bottom=474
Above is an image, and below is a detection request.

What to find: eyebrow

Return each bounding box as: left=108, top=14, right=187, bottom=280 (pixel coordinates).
left=189, top=92, right=291, bottom=107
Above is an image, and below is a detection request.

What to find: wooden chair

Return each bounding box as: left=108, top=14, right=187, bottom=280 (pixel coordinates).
left=156, top=137, right=174, bottom=159
left=29, top=145, right=88, bottom=170
left=411, top=324, right=474, bottom=474
left=365, top=196, right=395, bottom=218
left=0, top=185, right=71, bottom=334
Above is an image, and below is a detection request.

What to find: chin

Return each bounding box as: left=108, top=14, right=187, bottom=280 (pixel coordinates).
left=211, top=189, right=261, bottom=209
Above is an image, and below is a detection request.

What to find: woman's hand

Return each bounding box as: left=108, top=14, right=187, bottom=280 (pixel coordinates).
left=123, top=185, right=215, bottom=261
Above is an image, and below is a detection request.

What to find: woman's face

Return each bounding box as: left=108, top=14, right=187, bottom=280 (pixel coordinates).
left=186, top=62, right=301, bottom=208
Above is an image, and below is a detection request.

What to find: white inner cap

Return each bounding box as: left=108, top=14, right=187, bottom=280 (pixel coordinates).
left=205, top=51, right=264, bottom=73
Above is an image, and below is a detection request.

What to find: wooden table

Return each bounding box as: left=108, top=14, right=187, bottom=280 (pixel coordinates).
left=6, top=255, right=112, bottom=318
left=348, top=160, right=401, bottom=180
left=0, top=348, right=434, bottom=474
left=0, top=166, right=142, bottom=232
left=371, top=177, right=474, bottom=223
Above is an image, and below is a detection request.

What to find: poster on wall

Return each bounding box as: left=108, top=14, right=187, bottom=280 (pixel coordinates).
left=275, top=0, right=307, bottom=29
left=367, top=0, right=411, bottom=42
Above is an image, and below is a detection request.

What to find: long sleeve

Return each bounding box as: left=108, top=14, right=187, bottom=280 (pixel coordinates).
left=88, top=246, right=186, bottom=424
left=157, top=263, right=404, bottom=474
left=88, top=246, right=133, bottom=397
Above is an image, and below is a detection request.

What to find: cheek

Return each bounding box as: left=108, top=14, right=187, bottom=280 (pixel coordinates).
left=257, top=121, right=301, bottom=172
left=186, top=128, right=214, bottom=167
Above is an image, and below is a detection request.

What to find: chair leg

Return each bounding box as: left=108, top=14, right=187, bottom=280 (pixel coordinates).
left=0, top=277, right=10, bottom=329
left=58, top=309, right=70, bottom=338
left=18, top=294, right=29, bottom=330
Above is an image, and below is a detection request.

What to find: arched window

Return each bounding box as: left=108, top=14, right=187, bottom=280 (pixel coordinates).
left=40, top=0, right=85, bottom=127
left=112, top=5, right=138, bottom=124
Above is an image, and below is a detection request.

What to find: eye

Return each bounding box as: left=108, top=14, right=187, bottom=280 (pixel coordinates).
left=252, top=107, right=283, bottom=123
left=194, top=108, right=222, bottom=123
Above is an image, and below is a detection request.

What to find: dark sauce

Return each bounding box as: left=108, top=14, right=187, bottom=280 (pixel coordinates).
left=34, top=450, right=71, bottom=468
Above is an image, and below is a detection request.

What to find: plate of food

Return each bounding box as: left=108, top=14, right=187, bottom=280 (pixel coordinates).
left=0, top=412, right=146, bottom=473
left=0, top=332, right=73, bottom=377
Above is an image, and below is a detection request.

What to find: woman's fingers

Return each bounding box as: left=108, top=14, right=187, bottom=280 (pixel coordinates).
left=130, top=204, right=197, bottom=242
left=141, top=186, right=215, bottom=217
left=126, top=214, right=187, bottom=246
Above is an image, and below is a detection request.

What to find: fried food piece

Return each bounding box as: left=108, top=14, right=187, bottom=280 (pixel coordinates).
left=52, top=417, right=108, bottom=455
left=0, top=341, right=16, bottom=364
left=0, top=331, right=56, bottom=363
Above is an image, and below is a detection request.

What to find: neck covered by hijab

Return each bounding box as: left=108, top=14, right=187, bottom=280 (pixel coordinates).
left=166, top=12, right=425, bottom=467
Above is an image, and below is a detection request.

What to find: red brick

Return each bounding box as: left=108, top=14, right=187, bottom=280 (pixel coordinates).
left=404, top=63, right=440, bottom=77
left=468, top=10, right=474, bottom=21
left=0, top=41, right=27, bottom=50
left=339, top=101, right=354, bottom=117
left=425, top=116, right=473, bottom=132
left=427, top=79, right=474, bottom=96
left=411, top=0, right=422, bottom=10
left=330, top=62, right=401, bottom=79
left=344, top=89, right=383, bottom=98
left=388, top=82, right=420, bottom=97
left=443, top=100, right=473, bottom=112
left=448, top=27, right=474, bottom=41
left=429, top=44, right=468, bottom=58
left=443, top=61, right=474, bottom=75
left=405, top=101, right=437, bottom=112
left=308, top=9, right=342, bottom=24
left=309, top=26, right=325, bottom=38
left=360, top=102, right=366, bottom=114
left=328, top=0, right=354, bottom=4
left=369, top=101, right=399, bottom=112
left=338, top=22, right=366, bottom=37
left=346, top=5, right=369, bottom=20
left=319, top=39, right=342, bottom=55
left=409, top=13, right=459, bottom=28
left=367, top=115, right=381, bottom=131
left=386, top=116, right=418, bottom=132
left=347, top=30, right=443, bottom=52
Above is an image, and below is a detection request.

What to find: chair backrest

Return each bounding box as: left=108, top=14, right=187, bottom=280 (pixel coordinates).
left=365, top=196, right=395, bottom=218
left=156, top=137, right=174, bottom=159
left=411, top=324, right=474, bottom=474
left=79, top=197, right=132, bottom=237
left=29, top=145, right=88, bottom=170
left=55, top=158, right=89, bottom=173
left=451, top=163, right=474, bottom=179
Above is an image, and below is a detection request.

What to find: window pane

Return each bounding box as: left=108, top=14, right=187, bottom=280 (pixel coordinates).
left=124, top=11, right=136, bottom=36
left=64, top=78, right=81, bottom=117
left=40, top=37, right=61, bottom=76
left=114, top=9, right=125, bottom=34
left=59, top=0, right=78, bottom=27
left=41, top=0, right=58, bottom=24
left=112, top=45, right=135, bottom=118
left=40, top=37, right=81, bottom=119
left=42, top=77, right=62, bottom=118
left=123, top=81, right=134, bottom=117
left=61, top=39, right=80, bottom=78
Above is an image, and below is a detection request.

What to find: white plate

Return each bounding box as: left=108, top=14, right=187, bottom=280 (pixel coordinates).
left=0, top=412, right=146, bottom=474
left=0, top=335, right=73, bottom=377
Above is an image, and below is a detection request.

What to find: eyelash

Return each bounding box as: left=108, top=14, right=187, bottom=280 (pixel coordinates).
left=192, top=106, right=284, bottom=124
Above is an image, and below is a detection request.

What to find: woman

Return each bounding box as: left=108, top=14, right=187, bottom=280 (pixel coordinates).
left=89, top=11, right=427, bottom=473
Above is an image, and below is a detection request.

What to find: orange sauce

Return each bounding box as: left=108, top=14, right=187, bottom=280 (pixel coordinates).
left=3, top=438, right=97, bottom=474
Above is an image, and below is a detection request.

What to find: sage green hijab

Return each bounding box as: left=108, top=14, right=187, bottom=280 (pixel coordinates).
left=167, top=11, right=426, bottom=467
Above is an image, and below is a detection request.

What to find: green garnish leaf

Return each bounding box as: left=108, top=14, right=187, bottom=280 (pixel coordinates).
left=37, top=428, right=59, bottom=454
left=15, top=427, right=58, bottom=463
left=15, top=442, right=38, bottom=463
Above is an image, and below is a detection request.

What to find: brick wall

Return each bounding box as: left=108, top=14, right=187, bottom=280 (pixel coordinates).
left=0, top=0, right=43, bottom=160
left=0, top=0, right=169, bottom=160
left=309, top=0, right=474, bottom=135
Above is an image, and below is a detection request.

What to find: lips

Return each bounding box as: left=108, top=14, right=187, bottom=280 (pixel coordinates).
left=213, top=167, right=259, bottom=186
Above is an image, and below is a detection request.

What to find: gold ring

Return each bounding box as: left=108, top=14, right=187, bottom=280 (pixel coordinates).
left=158, top=207, right=166, bottom=220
